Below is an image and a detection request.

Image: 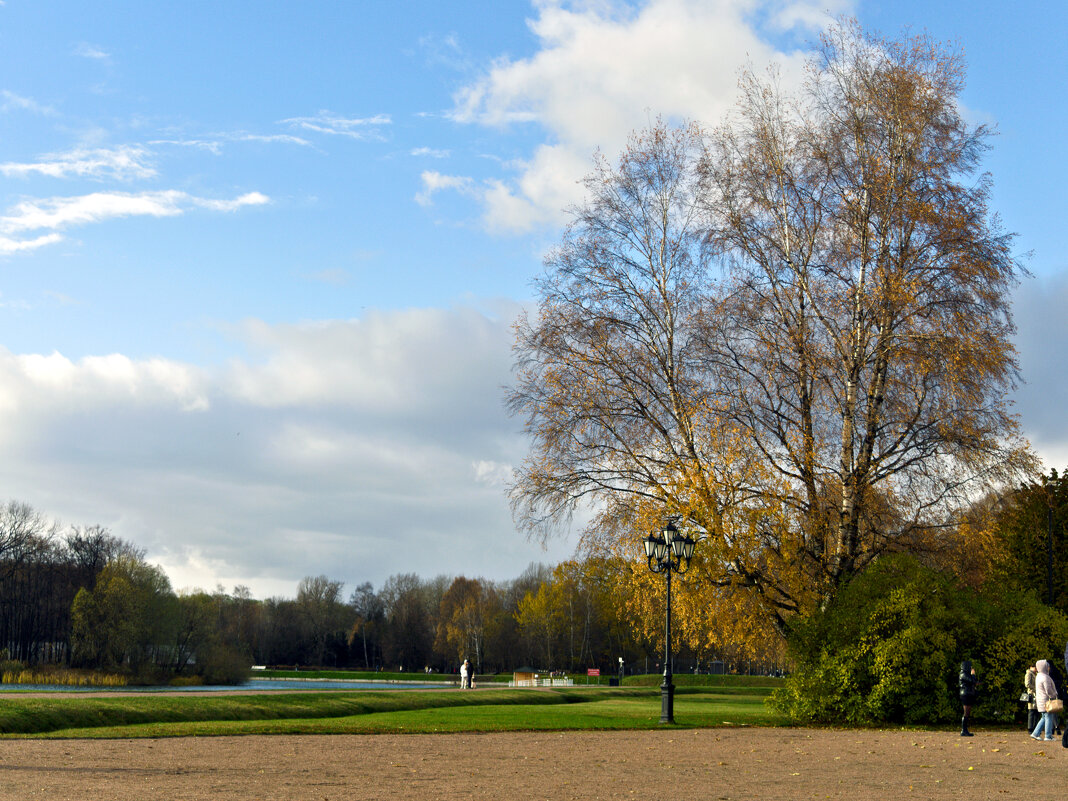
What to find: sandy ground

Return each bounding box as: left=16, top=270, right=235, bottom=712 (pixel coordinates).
left=0, top=726, right=1060, bottom=801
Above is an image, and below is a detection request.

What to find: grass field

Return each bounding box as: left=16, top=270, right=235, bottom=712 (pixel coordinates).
left=0, top=680, right=787, bottom=739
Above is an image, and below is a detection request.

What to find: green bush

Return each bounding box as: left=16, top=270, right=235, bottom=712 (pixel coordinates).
left=195, top=643, right=251, bottom=685
left=771, top=554, right=1068, bottom=725
left=980, top=592, right=1068, bottom=718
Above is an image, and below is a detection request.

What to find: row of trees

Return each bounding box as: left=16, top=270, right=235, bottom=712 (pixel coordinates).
left=237, top=560, right=783, bottom=674
left=0, top=502, right=252, bottom=682
left=0, top=501, right=139, bottom=665
left=0, top=494, right=789, bottom=679
left=0, top=463, right=1062, bottom=698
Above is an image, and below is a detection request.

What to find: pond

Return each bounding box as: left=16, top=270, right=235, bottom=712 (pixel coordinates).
left=0, top=678, right=447, bottom=693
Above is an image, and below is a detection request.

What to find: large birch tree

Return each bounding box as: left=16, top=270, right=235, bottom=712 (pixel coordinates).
left=509, top=21, right=1032, bottom=637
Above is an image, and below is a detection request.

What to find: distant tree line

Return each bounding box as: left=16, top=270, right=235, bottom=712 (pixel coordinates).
left=0, top=500, right=789, bottom=682
left=0, top=501, right=137, bottom=666
left=228, top=560, right=785, bottom=676
left=1, top=466, right=1064, bottom=698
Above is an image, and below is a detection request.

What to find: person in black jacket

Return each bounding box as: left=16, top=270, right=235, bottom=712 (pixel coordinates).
left=959, top=660, right=978, bottom=736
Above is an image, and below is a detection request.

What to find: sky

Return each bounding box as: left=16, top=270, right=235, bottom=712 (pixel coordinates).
left=0, top=0, right=1065, bottom=600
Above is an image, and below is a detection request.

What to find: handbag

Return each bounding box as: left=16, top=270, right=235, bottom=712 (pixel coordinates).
left=1047, top=698, right=1064, bottom=713
left=1020, top=691, right=1033, bottom=703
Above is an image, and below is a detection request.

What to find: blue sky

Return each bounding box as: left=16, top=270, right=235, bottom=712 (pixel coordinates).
left=0, top=0, right=1064, bottom=599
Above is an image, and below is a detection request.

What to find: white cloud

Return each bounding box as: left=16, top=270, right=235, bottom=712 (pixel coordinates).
left=411, top=146, right=451, bottom=158
left=0, top=90, right=57, bottom=116
left=148, top=132, right=313, bottom=154
left=0, top=190, right=269, bottom=245
left=148, top=138, right=224, bottom=155
left=0, top=145, right=156, bottom=181
left=192, top=192, right=270, bottom=213
left=416, top=171, right=474, bottom=206
left=419, top=32, right=473, bottom=74
left=474, top=460, right=514, bottom=487
left=0, top=350, right=210, bottom=414
left=445, top=0, right=838, bottom=232
left=0, top=233, right=63, bottom=255
left=74, top=42, right=111, bottom=61
left=281, top=111, right=392, bottom=140
left=231, top=132, right=312, bottom=147
left=765, top=0, right=852, bottom=30
left=0, top=305, right=573, bottom=597
left=482, top=143, right=590, bottom=231
left=1, top=191, right=183, bottom=233
left=223, top=307, right=513, bottom=417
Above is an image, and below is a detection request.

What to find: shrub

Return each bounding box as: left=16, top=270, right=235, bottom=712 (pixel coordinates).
left=771, top=554, right=1068, bottom=725
left=980, top=591, right=1068, bottom=719
left=196, top=643, right=251, bottom=685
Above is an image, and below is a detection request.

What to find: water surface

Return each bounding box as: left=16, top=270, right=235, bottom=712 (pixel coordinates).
left=0, top=678, right=442, bottom=693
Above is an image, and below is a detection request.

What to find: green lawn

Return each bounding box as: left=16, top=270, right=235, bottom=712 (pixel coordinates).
left=0, top=685, right=787, bottom=739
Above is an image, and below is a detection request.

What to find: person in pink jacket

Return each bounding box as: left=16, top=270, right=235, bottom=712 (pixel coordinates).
left=1030, top=659, right=1059, bottom=741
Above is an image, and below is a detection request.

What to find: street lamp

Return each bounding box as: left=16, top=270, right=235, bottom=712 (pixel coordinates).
left=643, top=519, right=696, bottom=724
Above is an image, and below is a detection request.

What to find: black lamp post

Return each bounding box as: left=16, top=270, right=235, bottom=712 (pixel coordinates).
left=643, top=519, right=695, bottom=724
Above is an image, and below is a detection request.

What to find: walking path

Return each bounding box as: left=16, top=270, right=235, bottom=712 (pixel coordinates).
left=0, top=726, right=1059, bottom=800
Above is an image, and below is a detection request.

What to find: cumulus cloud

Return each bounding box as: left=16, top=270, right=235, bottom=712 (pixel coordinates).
left=1011, top=274, right=1068, bottom=471
left=480, top=143, right=591, bottom=230
left=223, top=307, right=513, bottom=419
left=0, top=350, right=210, bottom=415
left=443, top=0, right=839, bottom=232
left=0, top=306, right=572, bottom=596
left=0, top=145, right=156, bottom=181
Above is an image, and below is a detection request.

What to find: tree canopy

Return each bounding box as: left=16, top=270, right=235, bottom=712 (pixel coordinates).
left=510, top=20, right=1032, bottom=638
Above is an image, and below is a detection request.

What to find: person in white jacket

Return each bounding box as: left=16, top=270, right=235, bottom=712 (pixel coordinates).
left=1030, top=659, right=1059, bottom=741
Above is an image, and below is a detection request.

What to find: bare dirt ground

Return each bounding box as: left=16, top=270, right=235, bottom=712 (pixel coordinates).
left=0, top=726, right=1060, bottom=801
